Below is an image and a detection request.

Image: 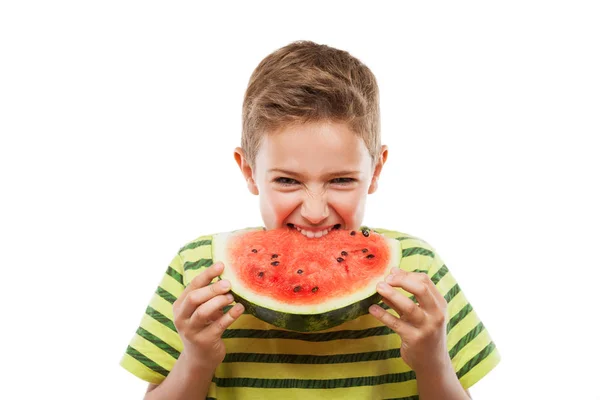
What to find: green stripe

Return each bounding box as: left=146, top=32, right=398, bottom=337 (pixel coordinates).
left=395, top=236, right=416, bottom=242
left=136, top=327, right=181, bottom=359
left=184, top=258, right=213, bottom=272
left=430, top=264, right=449, bottom=285
left=222, top=326, right=395, bottom=342
left=156, top=287, right=177, bottom=304
left=212, top=371, right=416, bottom=389
left=223, top=348, right=400, bottom=364
left=456, top=341, right=497, bottom=379
left=449, top=321, right=484, bottom=359
left=447, top=302, right=473, bottom=333
left=178, top=239, right=212, bottom=254
left=402, top=247, right=435, bottom=258
left=444, top=283, right=461, bottom=303
left=447, top=303, right=473, bottom=333
left=126, top=345, right=170, bottom=377
left=166, top=266, right=183, bottom=285
left=146, top=306, right=177, bottom=333
left=411, top=269, right=429, bottom=274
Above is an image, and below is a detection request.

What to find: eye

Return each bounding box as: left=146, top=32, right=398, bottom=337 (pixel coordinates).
left=274, top=177, right=300, bottom=186
left=331, top=177, right=356, bottom=185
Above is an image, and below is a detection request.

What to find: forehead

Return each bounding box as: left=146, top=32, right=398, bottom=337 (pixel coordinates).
left=255, top=121, right=371, bottom=175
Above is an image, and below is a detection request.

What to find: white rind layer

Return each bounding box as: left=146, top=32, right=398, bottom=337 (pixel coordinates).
left=213, top=228, right=401, bottom=315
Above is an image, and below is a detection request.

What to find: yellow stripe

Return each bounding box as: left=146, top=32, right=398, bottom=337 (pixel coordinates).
left=160, top=273, right=185, bottom=298
left=119, top=353, right=165, bottom=385
left=148, top=290, right=176, bottom=320
left=139, top=312, right=183, bottom=352
left=452, top=327, right=495, bottom=372
left=459, top=346, right=501, bottom=388
left=447, top=307, right=481, bottom=349
left=180, top=237, right=213, bottom=261
left=211, top=381, right=419, bottom=400
left=223, top=332, right=402, bottom=355
left=217, top=357, right=412, bottom=380
left=132, top=334, right=177, bottom=371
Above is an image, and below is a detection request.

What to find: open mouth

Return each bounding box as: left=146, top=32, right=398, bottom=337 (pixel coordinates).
left=286, top=223, right=342, bottom=238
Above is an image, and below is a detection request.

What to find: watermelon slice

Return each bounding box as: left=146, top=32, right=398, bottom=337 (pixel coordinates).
left=213, top=227, right=400, bottom=332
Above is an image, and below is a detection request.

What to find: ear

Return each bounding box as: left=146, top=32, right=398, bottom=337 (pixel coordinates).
left=368, top=145, right=388, bottom=194
left=234, top=147, right=259, bottom=195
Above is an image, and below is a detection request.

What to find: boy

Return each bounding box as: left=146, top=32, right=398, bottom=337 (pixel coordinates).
left=120, top=40, right=500, bottom=399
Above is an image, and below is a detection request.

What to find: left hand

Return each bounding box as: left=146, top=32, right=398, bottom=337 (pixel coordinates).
left=369, top=267, right=450, bottom=374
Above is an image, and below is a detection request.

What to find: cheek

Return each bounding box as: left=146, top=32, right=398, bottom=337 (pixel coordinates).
left=259, top=188, right=301, bottom=221
left=328, top=190, right=367, bottom=219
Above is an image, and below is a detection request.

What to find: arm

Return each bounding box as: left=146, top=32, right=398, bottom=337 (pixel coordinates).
left=415, top=358, right=471, bottom=400
left=144, top=352, right=214, bottom=400
left=144, top=262, right=244, bottom=399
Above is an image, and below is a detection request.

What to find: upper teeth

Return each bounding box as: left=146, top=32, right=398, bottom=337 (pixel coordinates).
left=295, top=225, right=334, bottom=238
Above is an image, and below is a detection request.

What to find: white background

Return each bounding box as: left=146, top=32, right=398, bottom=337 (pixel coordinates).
left=1, top=1, right=599, bottom=399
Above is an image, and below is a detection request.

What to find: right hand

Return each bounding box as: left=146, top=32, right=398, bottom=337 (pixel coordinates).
left=172, top=262, right=245, bottom=371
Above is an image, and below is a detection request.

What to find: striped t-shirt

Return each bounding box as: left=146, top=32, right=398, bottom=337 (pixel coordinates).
left=120, top=227, right=501, bottom=399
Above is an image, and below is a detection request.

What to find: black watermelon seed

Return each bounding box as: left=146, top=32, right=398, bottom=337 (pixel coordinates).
left=312, top=287, right=319, bottom=293
left=341, top=251, right=348, bottom=256
left=297, top=269, right=303, bottom=274
left=293, top=286, right=301, bottom=292
left=258, top=271, right=264, bottom=277
left=287, top=223, right=294, bottom=228
left=362, top=229, right=370, bottom=237
left=366, top=254, right=375, bottom=259
left=271, top=261, right=280, bottom=266
left=350, top=231, right=356, bottom=236
left=362, top=248, right=368, bottom=253
left=251, top=249, right=258, bottom=253
left=336, top=257, right=344, bottom=263
left=333, top=224, right=341, bottom=230
left=271, top=254, right=279, bottom=259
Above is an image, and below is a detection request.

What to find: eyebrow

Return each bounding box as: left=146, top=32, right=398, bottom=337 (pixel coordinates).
left=268, top=168, right=361, bottom=179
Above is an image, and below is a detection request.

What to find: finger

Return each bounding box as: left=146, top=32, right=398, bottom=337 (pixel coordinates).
left=203, top=308, right=225, bottom=326
left=376, top=281, right=426, bottom=325
left=386, top=269, right=439, bottom=313
left=369, top=304, right=418, bottom=337
left=189, top=293, right=235, bottom=331
left=208, top=303, right=245, bottom=335
left=178, top=262, right=225, bottom=301
left=179, top=279, right=231, bottom=320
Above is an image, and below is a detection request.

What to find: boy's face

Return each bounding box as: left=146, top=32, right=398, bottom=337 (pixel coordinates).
left=235, top=121, right=387, bottom=236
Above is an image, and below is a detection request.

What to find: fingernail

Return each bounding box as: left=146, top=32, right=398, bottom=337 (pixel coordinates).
left=220, top=280, right=230, bottom=289
left=377, top=282, right=388, bottom=291
left=369, top=304, right=381, bottom=315
left=226, top=294, right=234, bottom=302
left=385, top=274, right=393, bottom=283
left=390, top=267, right=401, bottom=275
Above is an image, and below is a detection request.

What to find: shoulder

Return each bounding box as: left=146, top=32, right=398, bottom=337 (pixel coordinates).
left=175, top=226, right=263, bottom=264
left=373, top=227, right=440, bottom=270
left=372, top=227, right=435, bottom=250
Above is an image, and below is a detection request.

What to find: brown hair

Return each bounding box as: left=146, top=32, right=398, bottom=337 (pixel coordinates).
left=241, top=40, right=381, bottom=168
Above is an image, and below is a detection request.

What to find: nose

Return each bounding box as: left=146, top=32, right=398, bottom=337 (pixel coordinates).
left=300, top=191, right=329, bottom=225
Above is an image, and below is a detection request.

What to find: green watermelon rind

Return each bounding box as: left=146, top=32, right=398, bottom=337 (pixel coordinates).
left=229, top=290, right=383, bottom=332
left=213, top=227, right=400, bottom=332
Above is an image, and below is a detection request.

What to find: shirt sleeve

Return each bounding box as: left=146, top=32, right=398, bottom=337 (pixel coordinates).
left=119, top=252, right=186, bottom=384
left=426, top=245, right=502, bottom=389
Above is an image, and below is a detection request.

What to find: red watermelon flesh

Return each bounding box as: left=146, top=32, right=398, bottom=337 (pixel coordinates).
left=214, top=227, right=400, bottom=331
left=228, top=228, right=391, bottom=305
